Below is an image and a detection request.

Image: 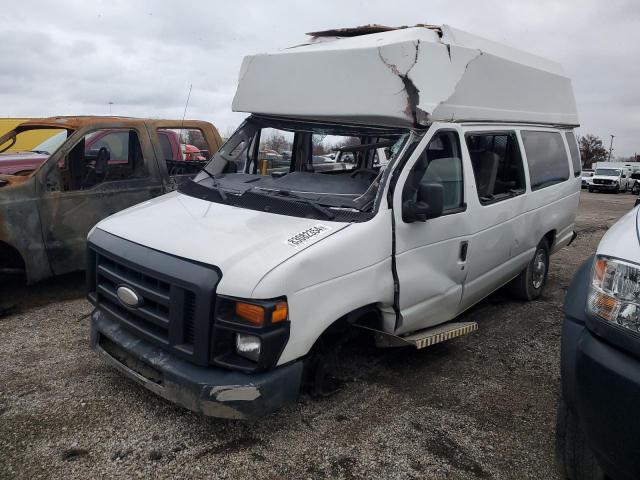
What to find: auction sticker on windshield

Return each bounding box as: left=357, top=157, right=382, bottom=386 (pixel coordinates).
left=286, top=224, right=332, bottom=248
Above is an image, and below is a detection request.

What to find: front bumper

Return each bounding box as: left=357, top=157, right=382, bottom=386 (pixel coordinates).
left=91, top=309, right=303, bottom=419
left=590, top=183, right=618, bottom=190
left=561, top=257, right=640, bottom=480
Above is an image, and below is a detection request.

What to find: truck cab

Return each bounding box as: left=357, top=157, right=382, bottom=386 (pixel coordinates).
left=589, top=167, right=628, bottom=193
left=86, top=25, right=581, bottom=419
left=0, top=117, right=222, bottom=283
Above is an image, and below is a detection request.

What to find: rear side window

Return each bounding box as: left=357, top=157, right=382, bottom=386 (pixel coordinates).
left=157, top=127, right=209, bottom=177
left=565, top=131, right=581, bottom=177
left=521, top=131, right=570, bottom=191
left=465, top=131, right=525, bottom=204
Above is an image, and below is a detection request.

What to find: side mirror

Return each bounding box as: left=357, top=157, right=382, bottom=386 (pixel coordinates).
left=402, top=183, right=444, bottom=223
left=622, top=174, right=626, bottom=178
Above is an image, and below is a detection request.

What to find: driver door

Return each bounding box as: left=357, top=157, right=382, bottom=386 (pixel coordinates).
left=36, top=125, right=163, bottom=275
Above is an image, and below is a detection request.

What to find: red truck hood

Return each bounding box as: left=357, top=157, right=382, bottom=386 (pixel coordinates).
left=0, top=151, right=49, bottom=175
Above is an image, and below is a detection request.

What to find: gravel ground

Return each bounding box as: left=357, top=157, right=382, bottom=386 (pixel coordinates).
left=0, top=191, right=636, bottom=480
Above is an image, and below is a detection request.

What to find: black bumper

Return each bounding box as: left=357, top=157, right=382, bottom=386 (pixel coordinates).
left=590, top=184, right=617, bottom=191
left=91, top=309, right=303, bottom=419
left=562, top=257, right=640, bottom=480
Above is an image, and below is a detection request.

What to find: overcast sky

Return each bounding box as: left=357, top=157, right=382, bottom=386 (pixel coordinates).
left=1, top=0, right=639, bottom=156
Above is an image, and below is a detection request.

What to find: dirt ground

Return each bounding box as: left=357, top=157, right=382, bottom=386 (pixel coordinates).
left=0, top=191, right=636, bottom=480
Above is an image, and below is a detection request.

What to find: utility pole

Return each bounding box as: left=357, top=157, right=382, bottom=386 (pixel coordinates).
left=608, top=134, right=615, bottom=161
left=108, top=102, right=114, bottom=115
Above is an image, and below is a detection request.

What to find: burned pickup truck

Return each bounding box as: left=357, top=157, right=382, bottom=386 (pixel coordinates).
left=0, top=116, right=222, bottom=283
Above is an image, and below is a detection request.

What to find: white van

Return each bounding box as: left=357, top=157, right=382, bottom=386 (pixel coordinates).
left=87, top=25, right=581, bottom=419
left=588, top=164, right=632, bottom=193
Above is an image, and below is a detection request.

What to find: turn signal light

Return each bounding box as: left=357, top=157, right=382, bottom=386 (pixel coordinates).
left=233, top=300, right=288, bottom=325
left=272, top=301, right=288, bottom=323
left=235, top=302, right=265, bottom=326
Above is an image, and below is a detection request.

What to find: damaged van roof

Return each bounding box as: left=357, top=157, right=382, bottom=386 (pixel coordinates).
left=232, top=24, right=579, bottom=127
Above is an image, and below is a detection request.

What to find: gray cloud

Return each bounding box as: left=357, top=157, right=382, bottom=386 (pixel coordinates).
left=1, top=0, right=639, bottom=156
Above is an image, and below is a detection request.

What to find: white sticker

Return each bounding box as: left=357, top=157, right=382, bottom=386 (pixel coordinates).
left=286, top=224, right=331, bottom=248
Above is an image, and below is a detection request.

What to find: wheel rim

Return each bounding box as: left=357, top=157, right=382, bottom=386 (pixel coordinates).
left=532, top=250, right=547, bottom=289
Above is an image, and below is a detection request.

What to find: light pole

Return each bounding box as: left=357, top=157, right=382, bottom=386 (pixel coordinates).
left=608, top=134, right=615, bottom=161
left=108, top=102, right=114, bottom=115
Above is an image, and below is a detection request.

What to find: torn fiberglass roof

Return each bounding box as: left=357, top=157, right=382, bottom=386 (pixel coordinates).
left=232, top=24, right=579, bottom=128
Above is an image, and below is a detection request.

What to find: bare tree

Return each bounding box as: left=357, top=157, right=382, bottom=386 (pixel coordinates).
left=221, top=126, right=237, bottom=143
left=579, top=134, right=608, bottom=169
left=312, top=134, right=328, bottom=155
left=262, top=132, right=291, bottom=153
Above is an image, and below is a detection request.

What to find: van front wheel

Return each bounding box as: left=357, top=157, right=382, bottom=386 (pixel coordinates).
left=508, top=239, right=549, bottom=301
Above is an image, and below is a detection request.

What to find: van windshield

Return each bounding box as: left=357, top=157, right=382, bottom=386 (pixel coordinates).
left=595, top=168, right=621, bottom=176
left=179, top=116, right=411, bottom=222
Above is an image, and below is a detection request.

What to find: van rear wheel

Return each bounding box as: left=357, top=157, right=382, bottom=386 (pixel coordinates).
left=508, top=239, right=549, bottom=301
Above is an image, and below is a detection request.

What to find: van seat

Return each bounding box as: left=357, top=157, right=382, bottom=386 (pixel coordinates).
left=424, top=157, right=462, bottom=209
left=472, top=151, right=499, bottom=198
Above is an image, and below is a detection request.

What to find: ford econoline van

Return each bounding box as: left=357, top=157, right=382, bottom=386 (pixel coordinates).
left=87, top=25, right=581, bottom=419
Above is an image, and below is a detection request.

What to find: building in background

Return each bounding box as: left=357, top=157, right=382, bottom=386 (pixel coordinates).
left=0, top=118, right=57, bottom=152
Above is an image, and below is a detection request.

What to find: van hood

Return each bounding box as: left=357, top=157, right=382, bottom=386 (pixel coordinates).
left=94, top=191, right=349, bottom=297
left=597, top=206, right=640, bottom=264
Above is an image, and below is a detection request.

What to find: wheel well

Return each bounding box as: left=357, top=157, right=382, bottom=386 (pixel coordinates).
left=302, top=305, right=381, bottom=396
left=543, top=230, right=556, bottom=249
left=308, top=304, right=381, bottom=353
left=0, top=241, right=25, bottom=271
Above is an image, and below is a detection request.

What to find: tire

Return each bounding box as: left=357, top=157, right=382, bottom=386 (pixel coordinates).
left=588, top=188, right=594, bottom=193
left=614, top=184, right=620, bottom=194
left=508, top=239, right=549, bottom=300
left=556, top=395, right=605, bottom=480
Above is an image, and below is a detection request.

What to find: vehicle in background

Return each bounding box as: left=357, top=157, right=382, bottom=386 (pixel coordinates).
left=182, top=144, right=208, bottom=161
left=581, top=169, right=594, bottom=189
left=630, top=172, right=640, bottom=195
left=589, top=167, right=630, bottom=193
left=557, top=205, right=640, bottom=480
left=0, top=116, right=222, bottom=283
left=0, top=128, right=211, bottom=176
left=87, top=24, right=581, bottom=419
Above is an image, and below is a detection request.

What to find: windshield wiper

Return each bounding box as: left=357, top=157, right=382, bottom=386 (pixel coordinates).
left=253, top=188, right=335, bottom=220
left=30, top=150, right=49, bottom=155
left=197, top=168, right=228, bottom=201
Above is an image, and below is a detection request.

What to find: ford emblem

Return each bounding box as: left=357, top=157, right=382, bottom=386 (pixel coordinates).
left=116, top=285, right=142, bottom=308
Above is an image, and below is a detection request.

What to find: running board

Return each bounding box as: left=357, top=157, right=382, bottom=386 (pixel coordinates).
left=355, top=322, right=478, bottom=349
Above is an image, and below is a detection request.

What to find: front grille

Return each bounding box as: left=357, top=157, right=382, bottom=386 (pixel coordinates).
left=96, top=255, right=173, bottom=345
left=88, top=229, right=221, bottom=367
left=183, top=291, right=197, bottom=345
left=593, top=179, right=612, bottom=185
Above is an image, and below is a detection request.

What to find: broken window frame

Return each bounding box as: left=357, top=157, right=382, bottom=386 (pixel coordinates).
left=182, top=115, right=415, bottom=222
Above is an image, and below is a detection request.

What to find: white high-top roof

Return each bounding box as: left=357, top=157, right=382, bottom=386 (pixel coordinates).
left=232, top=24, right=579, bottom=128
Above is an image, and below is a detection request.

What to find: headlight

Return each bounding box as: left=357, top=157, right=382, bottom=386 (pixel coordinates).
left=588, top=256, right=640, bottom=333
left=236, top=333, right=261, bottom=362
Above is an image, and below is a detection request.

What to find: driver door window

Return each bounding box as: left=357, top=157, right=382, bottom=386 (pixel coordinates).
left=403, top=130, right=464, bottom=214
left=58, top=129, right=146, bottom=191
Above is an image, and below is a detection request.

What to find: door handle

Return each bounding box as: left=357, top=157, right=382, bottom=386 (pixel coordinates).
left=459, top=241, right=468, bottom=262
